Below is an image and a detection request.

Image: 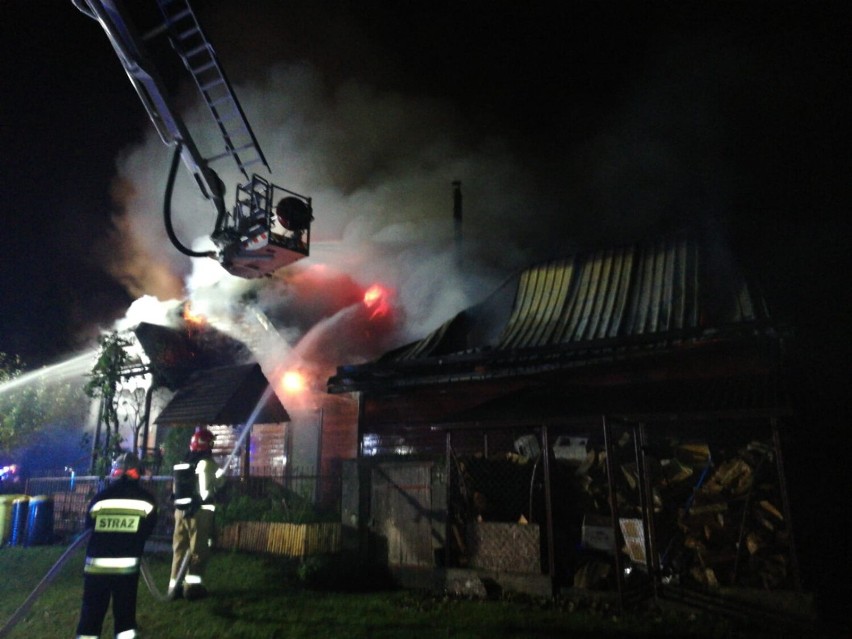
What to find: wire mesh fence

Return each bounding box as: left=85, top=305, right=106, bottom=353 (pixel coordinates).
left=408, top=417, right=797, bottom=595
left=446, top=427, right=549, bottom=575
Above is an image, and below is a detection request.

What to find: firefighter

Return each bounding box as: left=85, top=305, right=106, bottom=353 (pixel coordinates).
left=75, top=452, right=158, bottom=639
left=168, top=426, right=223, bottom=600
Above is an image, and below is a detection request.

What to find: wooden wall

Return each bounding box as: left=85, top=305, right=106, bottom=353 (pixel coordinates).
left=317, top=393, right=359, bottom=507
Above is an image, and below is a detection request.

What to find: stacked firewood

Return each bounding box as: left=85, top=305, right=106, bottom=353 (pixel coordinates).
left=675, top=442, right=790, bottom=589
left=567, top=437, right=792, bottom=590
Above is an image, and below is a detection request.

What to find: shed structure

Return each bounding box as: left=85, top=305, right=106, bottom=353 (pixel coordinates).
left=329, top=235, right=802, bottom=615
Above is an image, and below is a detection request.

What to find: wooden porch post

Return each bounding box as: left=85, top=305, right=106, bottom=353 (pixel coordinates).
left=541, top=424, right=556, bottom=593
left=772, top=417, right=802, bottom=591
left=636, top=421, right=660, bottom=602
left=602, top=414, right=626, bottom=612
left=444, top=430, right=452, bottom=569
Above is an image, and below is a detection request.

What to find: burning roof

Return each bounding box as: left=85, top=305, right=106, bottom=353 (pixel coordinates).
left=329, top=235, right=784, bottom=393
left=154, top=363, right=288, bottom=427
left=134, top=319, right=252, bottom=390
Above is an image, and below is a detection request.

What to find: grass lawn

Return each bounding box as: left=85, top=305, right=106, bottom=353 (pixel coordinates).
left=0, top=544, right=826, bottom=638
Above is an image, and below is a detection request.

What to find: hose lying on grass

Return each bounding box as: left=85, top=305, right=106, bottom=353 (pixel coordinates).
left=140, top=551, right=190, bottom=602
left=0, top=532, right=188, bottom=636
left=0, top=529, right=91, bottom=639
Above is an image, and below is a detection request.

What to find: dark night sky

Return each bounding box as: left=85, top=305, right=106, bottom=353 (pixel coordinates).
left=1, top=0, right=850, bottom=377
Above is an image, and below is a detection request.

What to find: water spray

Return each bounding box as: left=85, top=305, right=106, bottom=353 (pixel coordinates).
left=216, top=384, right=275, bottom=477
left=0, top=350, right=96, bottom=397
left=0, top=362, right=281, bottom=633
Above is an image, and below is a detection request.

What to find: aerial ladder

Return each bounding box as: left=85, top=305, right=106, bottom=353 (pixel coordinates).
left=71, top=0, right=313, bottom=279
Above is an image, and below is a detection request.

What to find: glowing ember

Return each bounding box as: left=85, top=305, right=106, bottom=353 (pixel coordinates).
left=363, top=284, right=383, bottom=306
left=363, top=284, right=390, bottom=319
left=182, top=302, right=206, bottom=326
left=281, top=370, right=306, bottom=394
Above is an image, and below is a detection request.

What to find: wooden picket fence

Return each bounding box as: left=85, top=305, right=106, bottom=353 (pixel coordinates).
left=216, top=521, right=341, bottom=557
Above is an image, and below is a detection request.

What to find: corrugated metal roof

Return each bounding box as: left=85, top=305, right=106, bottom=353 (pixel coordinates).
left=155, top=363, right=289, bottom=426
left=328, top=235, right=780, bottom=393
left=391, top=236, right=766, bottom=361
left=498, top=237, right=765, bottom=348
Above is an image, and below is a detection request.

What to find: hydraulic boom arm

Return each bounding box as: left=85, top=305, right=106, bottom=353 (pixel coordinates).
left=71, top=0, right=313, bottom=278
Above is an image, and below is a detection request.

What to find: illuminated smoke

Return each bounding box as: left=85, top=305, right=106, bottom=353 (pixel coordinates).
left=95, top=7, right=738, bottom=389
left=97, top=60, right=547, bottom=389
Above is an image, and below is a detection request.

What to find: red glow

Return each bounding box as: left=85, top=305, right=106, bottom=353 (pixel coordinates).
left=363, top=284, right=384, bottom=305
left=281, top=370, right=306, bottom=394
left=363, top=284, right=390, bottom=319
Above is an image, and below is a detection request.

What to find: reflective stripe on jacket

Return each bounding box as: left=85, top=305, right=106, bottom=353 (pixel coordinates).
left=84, top=556, right=141, bottom=575
left=84, top=477, right=158, bottom=565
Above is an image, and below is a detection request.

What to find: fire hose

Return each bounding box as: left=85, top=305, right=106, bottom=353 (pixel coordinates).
left=140, top=551, right=190, bottom=603
left=145, top=417, right=261, bottom=600
left=0, top=530, right=191, bottom=636
left=0, top=529, right=91, bottom=638
left=0, top=420, right=259, bottom=634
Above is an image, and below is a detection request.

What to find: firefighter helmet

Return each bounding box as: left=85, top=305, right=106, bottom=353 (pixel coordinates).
left=111, top=452, right=141, bottom=480
left=190, top=427, right=215, bottom=452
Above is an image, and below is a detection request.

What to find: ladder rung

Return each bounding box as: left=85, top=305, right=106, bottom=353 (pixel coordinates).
left=207, top=148, right=257, bottom=163
left=209, top=95, right=234, bottom=108
left=219, top=137, right=248, bottom=152
left=205, top=151, right=231, bottom=163
left=195, top=71, right=224, bottom=87
left=223, top=136, right=254, bottom=150
left=155, top=0, right=268, bottom=177
left=189, top=60, right=222, bottom=78
left=177, top=25, right=200, bottom=41
left=226, top=146, right=256, bottom=159
left=185, top=43, right=209, bottom=59
left=165, top=8, right=192, bottom=24
left=199, top=73, right=223, bottom=89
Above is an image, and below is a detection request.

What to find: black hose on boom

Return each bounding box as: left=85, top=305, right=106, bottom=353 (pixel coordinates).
left=164, top=143, right=216, bottom=259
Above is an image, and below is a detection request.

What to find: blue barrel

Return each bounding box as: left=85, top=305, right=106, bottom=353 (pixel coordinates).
left=0, top=494, right=24, bottom=545
left=9, top=496, right=30, bottom=546
left=25, top=495, right=54, bottom=546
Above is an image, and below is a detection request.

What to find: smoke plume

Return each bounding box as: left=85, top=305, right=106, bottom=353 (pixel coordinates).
left=100, top=60, right=548, bottom=387
left=96, top=4, right=760, bottom=389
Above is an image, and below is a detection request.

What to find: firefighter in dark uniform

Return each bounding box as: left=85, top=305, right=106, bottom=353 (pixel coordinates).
left=168, top=426, right=223, bottom=600
left=75, top=452, right=158, bottom=639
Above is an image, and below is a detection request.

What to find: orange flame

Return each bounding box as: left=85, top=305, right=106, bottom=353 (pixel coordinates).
left=281, top=370, right=306, bottom=394
left=182, top=302, right=206, bottom=327
left=363, top=284, right=390, bottom=320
